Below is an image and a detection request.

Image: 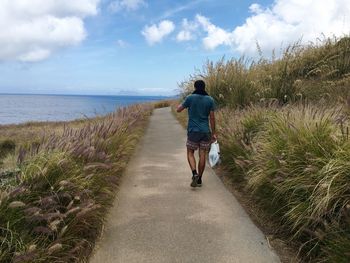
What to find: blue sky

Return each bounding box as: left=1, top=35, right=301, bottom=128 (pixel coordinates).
left=0, top=0, right=349, bottom=96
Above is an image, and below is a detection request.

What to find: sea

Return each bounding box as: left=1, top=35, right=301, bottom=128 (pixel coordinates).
left=0, top=94, right=169, bottom=125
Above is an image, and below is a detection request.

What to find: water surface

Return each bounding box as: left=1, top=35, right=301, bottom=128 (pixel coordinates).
left=0, top=94, right=167, bottom=125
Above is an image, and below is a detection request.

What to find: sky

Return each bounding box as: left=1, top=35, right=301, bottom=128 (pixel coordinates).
left=0, top=0, right=349, bottom=96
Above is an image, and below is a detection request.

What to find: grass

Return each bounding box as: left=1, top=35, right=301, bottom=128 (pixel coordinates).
left=241, top=104, right=350, bottom=261
left=0, top=104, right=152, bottom=262
left=170, top=101, right=187, bottom=128
left=0, top=119, right=89, bottom=146
left=180, top=36, right=350, bottom=108
left=153, top=100, right=173, bottom=109
left=177, top=36, right=350, bottom=262
left=0, top=119, right=91, bottom=173
left=0, top=140, right=15, bottom=161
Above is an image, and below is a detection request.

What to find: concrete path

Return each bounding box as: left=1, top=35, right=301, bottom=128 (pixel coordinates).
left=90, top=107, right=280, bottom=263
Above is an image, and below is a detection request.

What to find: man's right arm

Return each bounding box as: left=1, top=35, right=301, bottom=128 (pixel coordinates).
left=176, top=104, right=185, bottom=112
left=177, top=96, right=190, bottom=112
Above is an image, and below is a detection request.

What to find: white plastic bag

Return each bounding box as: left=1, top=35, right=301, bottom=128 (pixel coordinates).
left=209, top=140, right=220, bottom=167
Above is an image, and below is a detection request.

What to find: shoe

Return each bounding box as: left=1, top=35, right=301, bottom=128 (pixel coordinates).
left=191, top=175, right=199, bottom=187
left=197, top=176, right=202, bottom=187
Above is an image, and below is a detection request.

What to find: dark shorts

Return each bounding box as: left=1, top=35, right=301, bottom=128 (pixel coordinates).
left=186, top=132, right=211, bottom=151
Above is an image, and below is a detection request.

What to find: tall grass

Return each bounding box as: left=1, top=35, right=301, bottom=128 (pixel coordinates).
left=247, top=105, right=350, bottom=261
left=213, top=104, right=350, bottom=262
left=217, top=104, right=276, bottom=180
left=181, top=36, right=350, bottom=107
left=0, top=140, right=15, bottom=160
left=0, top=119, right=90, bottom=173
left=216, top=104, right=350, bottom=261
left=0, top=119, right=88, bottom=147
left=153, top=100, right=173, bottom=109
left=178, top=36, right=350, bottom=261
left=0, top=104, right=152, bottom=262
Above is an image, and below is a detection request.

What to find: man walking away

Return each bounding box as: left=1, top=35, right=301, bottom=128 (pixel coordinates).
left=176, top=80, right=216, bottom=187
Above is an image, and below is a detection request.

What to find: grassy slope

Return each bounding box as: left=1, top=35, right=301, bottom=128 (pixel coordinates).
left=180, top=37, right=350, bottom=108
left=216, top=104, right=350, bottom=262
left=0, top=104, right=153, bottom=262
left=0, top=119, right=97, bottom=172
left=177, top=37, right=350, bottom=262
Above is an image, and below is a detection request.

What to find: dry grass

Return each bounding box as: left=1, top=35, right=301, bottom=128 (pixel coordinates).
left=180, top=36, right=350, bottom=108
left=0, top=119, right=89, bottom=146
left=0, top=104, right=152, bottom=262
left=0, top=119, right=91, bottom=172
left=170, top=101, right=187, bottom=128
left=174, top=102, right=350, bottom=261
left=153, top=100, right=174, bottom=109
left=215, top=104, right=350, bottom=262
left=178, top=36, right=350, bottom=262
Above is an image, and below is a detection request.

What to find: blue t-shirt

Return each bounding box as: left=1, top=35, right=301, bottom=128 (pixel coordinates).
left=182, top=94, right=216, bottom=133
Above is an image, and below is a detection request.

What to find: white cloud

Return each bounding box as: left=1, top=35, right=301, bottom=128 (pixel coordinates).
left=142, top=20, right=175, bottom=45
left=0, top=0, right=100, bottom=62
left=19, top=49, right=52, bottom=62
left=176, top=18, right=198, bottom=42
left=233, top=0, right=350, bottom=55
left=159, top=0, right=205, bottom=20
left=108, top=0, right=146, bottom=13
left=249, top=3, right=263, bottom=14
left=196, top=15, right=233, bottom=50
left=177, top=31, right=193, bottom=42
left=175, top=15, right=232, bottom=49
left=176, top=0, right=350, bottom=56
left=116, top=39, right=128, bottom=48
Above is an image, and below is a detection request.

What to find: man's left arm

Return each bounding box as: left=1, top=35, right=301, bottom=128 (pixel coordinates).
left=210, top=111, right=217, bottom=141
left=209, top=98, right=217, bottom=141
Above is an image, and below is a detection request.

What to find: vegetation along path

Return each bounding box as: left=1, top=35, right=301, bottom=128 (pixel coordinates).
left=90, top=107, right=280, bottom=263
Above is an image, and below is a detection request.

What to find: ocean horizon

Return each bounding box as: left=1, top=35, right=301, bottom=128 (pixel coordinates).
left=0, top=93, right=172, bottom=125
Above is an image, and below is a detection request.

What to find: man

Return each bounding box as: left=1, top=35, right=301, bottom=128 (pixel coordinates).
left=177, top=80, right=216, bottom=187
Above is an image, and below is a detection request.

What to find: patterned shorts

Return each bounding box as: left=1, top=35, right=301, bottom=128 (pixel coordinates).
left=186, top=132, right=211, bottom=151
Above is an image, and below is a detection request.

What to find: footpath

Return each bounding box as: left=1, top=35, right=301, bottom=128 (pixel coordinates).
left=90, top=107, right=280, bottom=263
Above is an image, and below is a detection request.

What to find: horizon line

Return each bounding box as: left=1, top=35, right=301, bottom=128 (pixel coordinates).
left=0, top=92, right=176, bottom=98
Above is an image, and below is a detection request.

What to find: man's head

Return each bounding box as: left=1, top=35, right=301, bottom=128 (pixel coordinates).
left=194, top=80, right=206, bottom=91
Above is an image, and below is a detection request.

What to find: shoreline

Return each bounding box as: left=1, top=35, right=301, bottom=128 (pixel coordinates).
left=0, top=95, right=173, bottom=126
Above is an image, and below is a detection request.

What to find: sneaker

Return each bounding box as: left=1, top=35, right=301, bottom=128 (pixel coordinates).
left=191, top=175, right=199, bottom=187
left=197, top=176, right=202, bottom=187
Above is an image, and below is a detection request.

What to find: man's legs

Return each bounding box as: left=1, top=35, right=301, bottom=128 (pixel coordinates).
left=187, top=148, right=200, bottom=187
left=197, top=136, right=211, bottom=186
left=187, top=148, right=196, bottom=171
left=198, top=148, right=207, bottom=177
left=186, top=132, right=210, bottom=187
